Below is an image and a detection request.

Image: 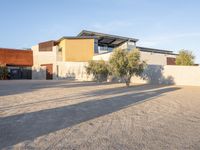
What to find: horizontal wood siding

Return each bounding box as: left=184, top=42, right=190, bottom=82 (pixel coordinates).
left=39, top=41, right=56, bottom=52
left=167, top=57, right=176, bottom=65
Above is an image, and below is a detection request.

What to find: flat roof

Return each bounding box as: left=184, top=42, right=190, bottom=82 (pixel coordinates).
left=78, top=30, right=139, bottom=48
left=58, top=36, right=96, bottom=42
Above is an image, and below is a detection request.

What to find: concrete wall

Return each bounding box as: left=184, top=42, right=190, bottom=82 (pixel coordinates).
left=162, top=65, right=200, bottom=86
left=93, top=52, right=112, bottom=61
left=117, top=41, right=136, bottom=50
left=56, top=62, right=92, bottom=81
left=32, top=45, right=58, bottom=79
left=53, top=63, right=200, bottom=86
left=93, top=51, right=176, bottom=65
left=132, top=65, right=200, bottom=86
left=32, top=45, right=57, bottom=66
left=140, top=51, right=176, bottom=65
left=32, top=66, right=46, bottom=80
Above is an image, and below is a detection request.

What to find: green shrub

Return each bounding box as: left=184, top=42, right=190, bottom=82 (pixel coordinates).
left=176, top=50, right=195, bottom=66
left=0, top=65, right=8, bottom=80
left=109, top=48, right=146, bottom=87
left=86, top=60, right=109, bottom=82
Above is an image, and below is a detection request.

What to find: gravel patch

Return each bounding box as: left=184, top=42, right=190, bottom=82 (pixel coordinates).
left=0, top=80, right=200, bottom=150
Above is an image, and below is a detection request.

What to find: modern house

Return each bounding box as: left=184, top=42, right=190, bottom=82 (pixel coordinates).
left=31, top=30, right=177, bottom=79
left=0, top=30, right=177, bottom=80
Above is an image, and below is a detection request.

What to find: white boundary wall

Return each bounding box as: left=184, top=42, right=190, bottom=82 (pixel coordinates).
left=132, top=65, right=200, bottom=86
left=56, top=62, right=92, bottom=81
left=32, top=66, right=46, bottom=80
left=55, top=64, right=200, bottom=86
left=93, top=51, right=176, bottom=65
left=162, top=65, right=200, bottom=86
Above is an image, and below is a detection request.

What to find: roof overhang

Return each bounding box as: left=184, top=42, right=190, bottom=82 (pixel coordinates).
left=77, top=30, right=139, bottom=48
left=57, top=36, right=97, bottom=42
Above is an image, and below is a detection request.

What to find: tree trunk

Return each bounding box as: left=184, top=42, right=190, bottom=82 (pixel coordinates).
left=125, top=81, right=130, bottom=87
left=124, top=76, right=131, bottom=87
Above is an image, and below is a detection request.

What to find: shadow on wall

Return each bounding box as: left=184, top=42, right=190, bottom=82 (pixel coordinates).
left=57, top=72, right=76, bottom=80
left=0, top=85, right=180, bottom=149
left=0, top=79, right=118, bottom=96
left=141, top=65, right=175, bottom=85
left=32, top=68, right=77, bottom=80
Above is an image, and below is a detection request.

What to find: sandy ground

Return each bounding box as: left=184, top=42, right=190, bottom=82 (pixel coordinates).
left=0, top=80, right=200, bottom=150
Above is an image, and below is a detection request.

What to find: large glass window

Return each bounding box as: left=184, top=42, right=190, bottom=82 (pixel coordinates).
left=98, top=46, right=113, bottom=53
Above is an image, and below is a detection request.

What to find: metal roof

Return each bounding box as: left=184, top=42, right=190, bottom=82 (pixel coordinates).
left=78, top=30, right=139, bottom=48
left=58, top=36, right=96, bottom=42
left=137, top=46, right=177, bottom=55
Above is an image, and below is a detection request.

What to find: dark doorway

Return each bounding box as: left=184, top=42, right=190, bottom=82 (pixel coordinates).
left=8, top=67, right=32, bottom=79
left=41, top=64, right=53, bottom=80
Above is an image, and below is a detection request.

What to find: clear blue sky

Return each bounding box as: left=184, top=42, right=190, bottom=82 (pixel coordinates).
left=0, top=0, right=200, bottom=63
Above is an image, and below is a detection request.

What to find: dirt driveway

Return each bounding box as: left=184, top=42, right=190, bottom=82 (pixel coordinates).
left=0, top=80, right=200, bottom=150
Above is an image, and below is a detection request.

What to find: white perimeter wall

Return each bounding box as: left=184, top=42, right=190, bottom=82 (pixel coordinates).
left=93, top=51, right=176, bottom=65
left=132, top=65, right=200, bottom=86
left=140, top=51, right=176, bottom=65
left=56, top=62, right=92, bottom=81
left=162, top=65, right=200, bottom=86
left=55, top=63, right=200, bottom=86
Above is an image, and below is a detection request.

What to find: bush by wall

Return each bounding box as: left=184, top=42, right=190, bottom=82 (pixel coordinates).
left=0, top=65, right=8, bottom=80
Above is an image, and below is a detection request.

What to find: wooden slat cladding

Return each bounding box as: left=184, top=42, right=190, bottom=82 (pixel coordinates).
left=0, top=48, right=33, bottom=66
left=167, top=57, right=176, bottom=65
left=39, top=41, right=56, bottom=52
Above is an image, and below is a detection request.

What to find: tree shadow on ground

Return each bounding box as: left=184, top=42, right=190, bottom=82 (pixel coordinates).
left=0, top=85, right=181, bottom=149
left=0, top=80, right=117, bottom=96
left=0, top=84, right=164, bottom=111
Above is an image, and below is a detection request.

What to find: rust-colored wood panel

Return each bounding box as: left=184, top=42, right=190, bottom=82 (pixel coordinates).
left=41, top=64, right=53, bottom=80
left=39, top=41, right=56, bottom=52
left=0, top=48, right=33, bottom=66
left=167, top=57, right=176, bottom=65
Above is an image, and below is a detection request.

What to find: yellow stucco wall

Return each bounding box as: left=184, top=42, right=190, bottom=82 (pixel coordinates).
left=59, top=38, right=94, bottom=62
left=59, top=39, right=66, bottom=61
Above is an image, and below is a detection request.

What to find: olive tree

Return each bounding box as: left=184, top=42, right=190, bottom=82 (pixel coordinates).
left=86, top=60, right=109, bottom=82
left=109, top=48, right=146, bottom=87
left=176, top=50, right=195, bottom=66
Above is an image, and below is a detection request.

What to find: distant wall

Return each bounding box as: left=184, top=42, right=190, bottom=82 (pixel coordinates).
left=140, top=51, right=176, bottom=65
left=132, top=65, right=200, bottom=86
left=93, top=51, right=176, bottom=65
left=93, top=52, right=112, bottom=61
